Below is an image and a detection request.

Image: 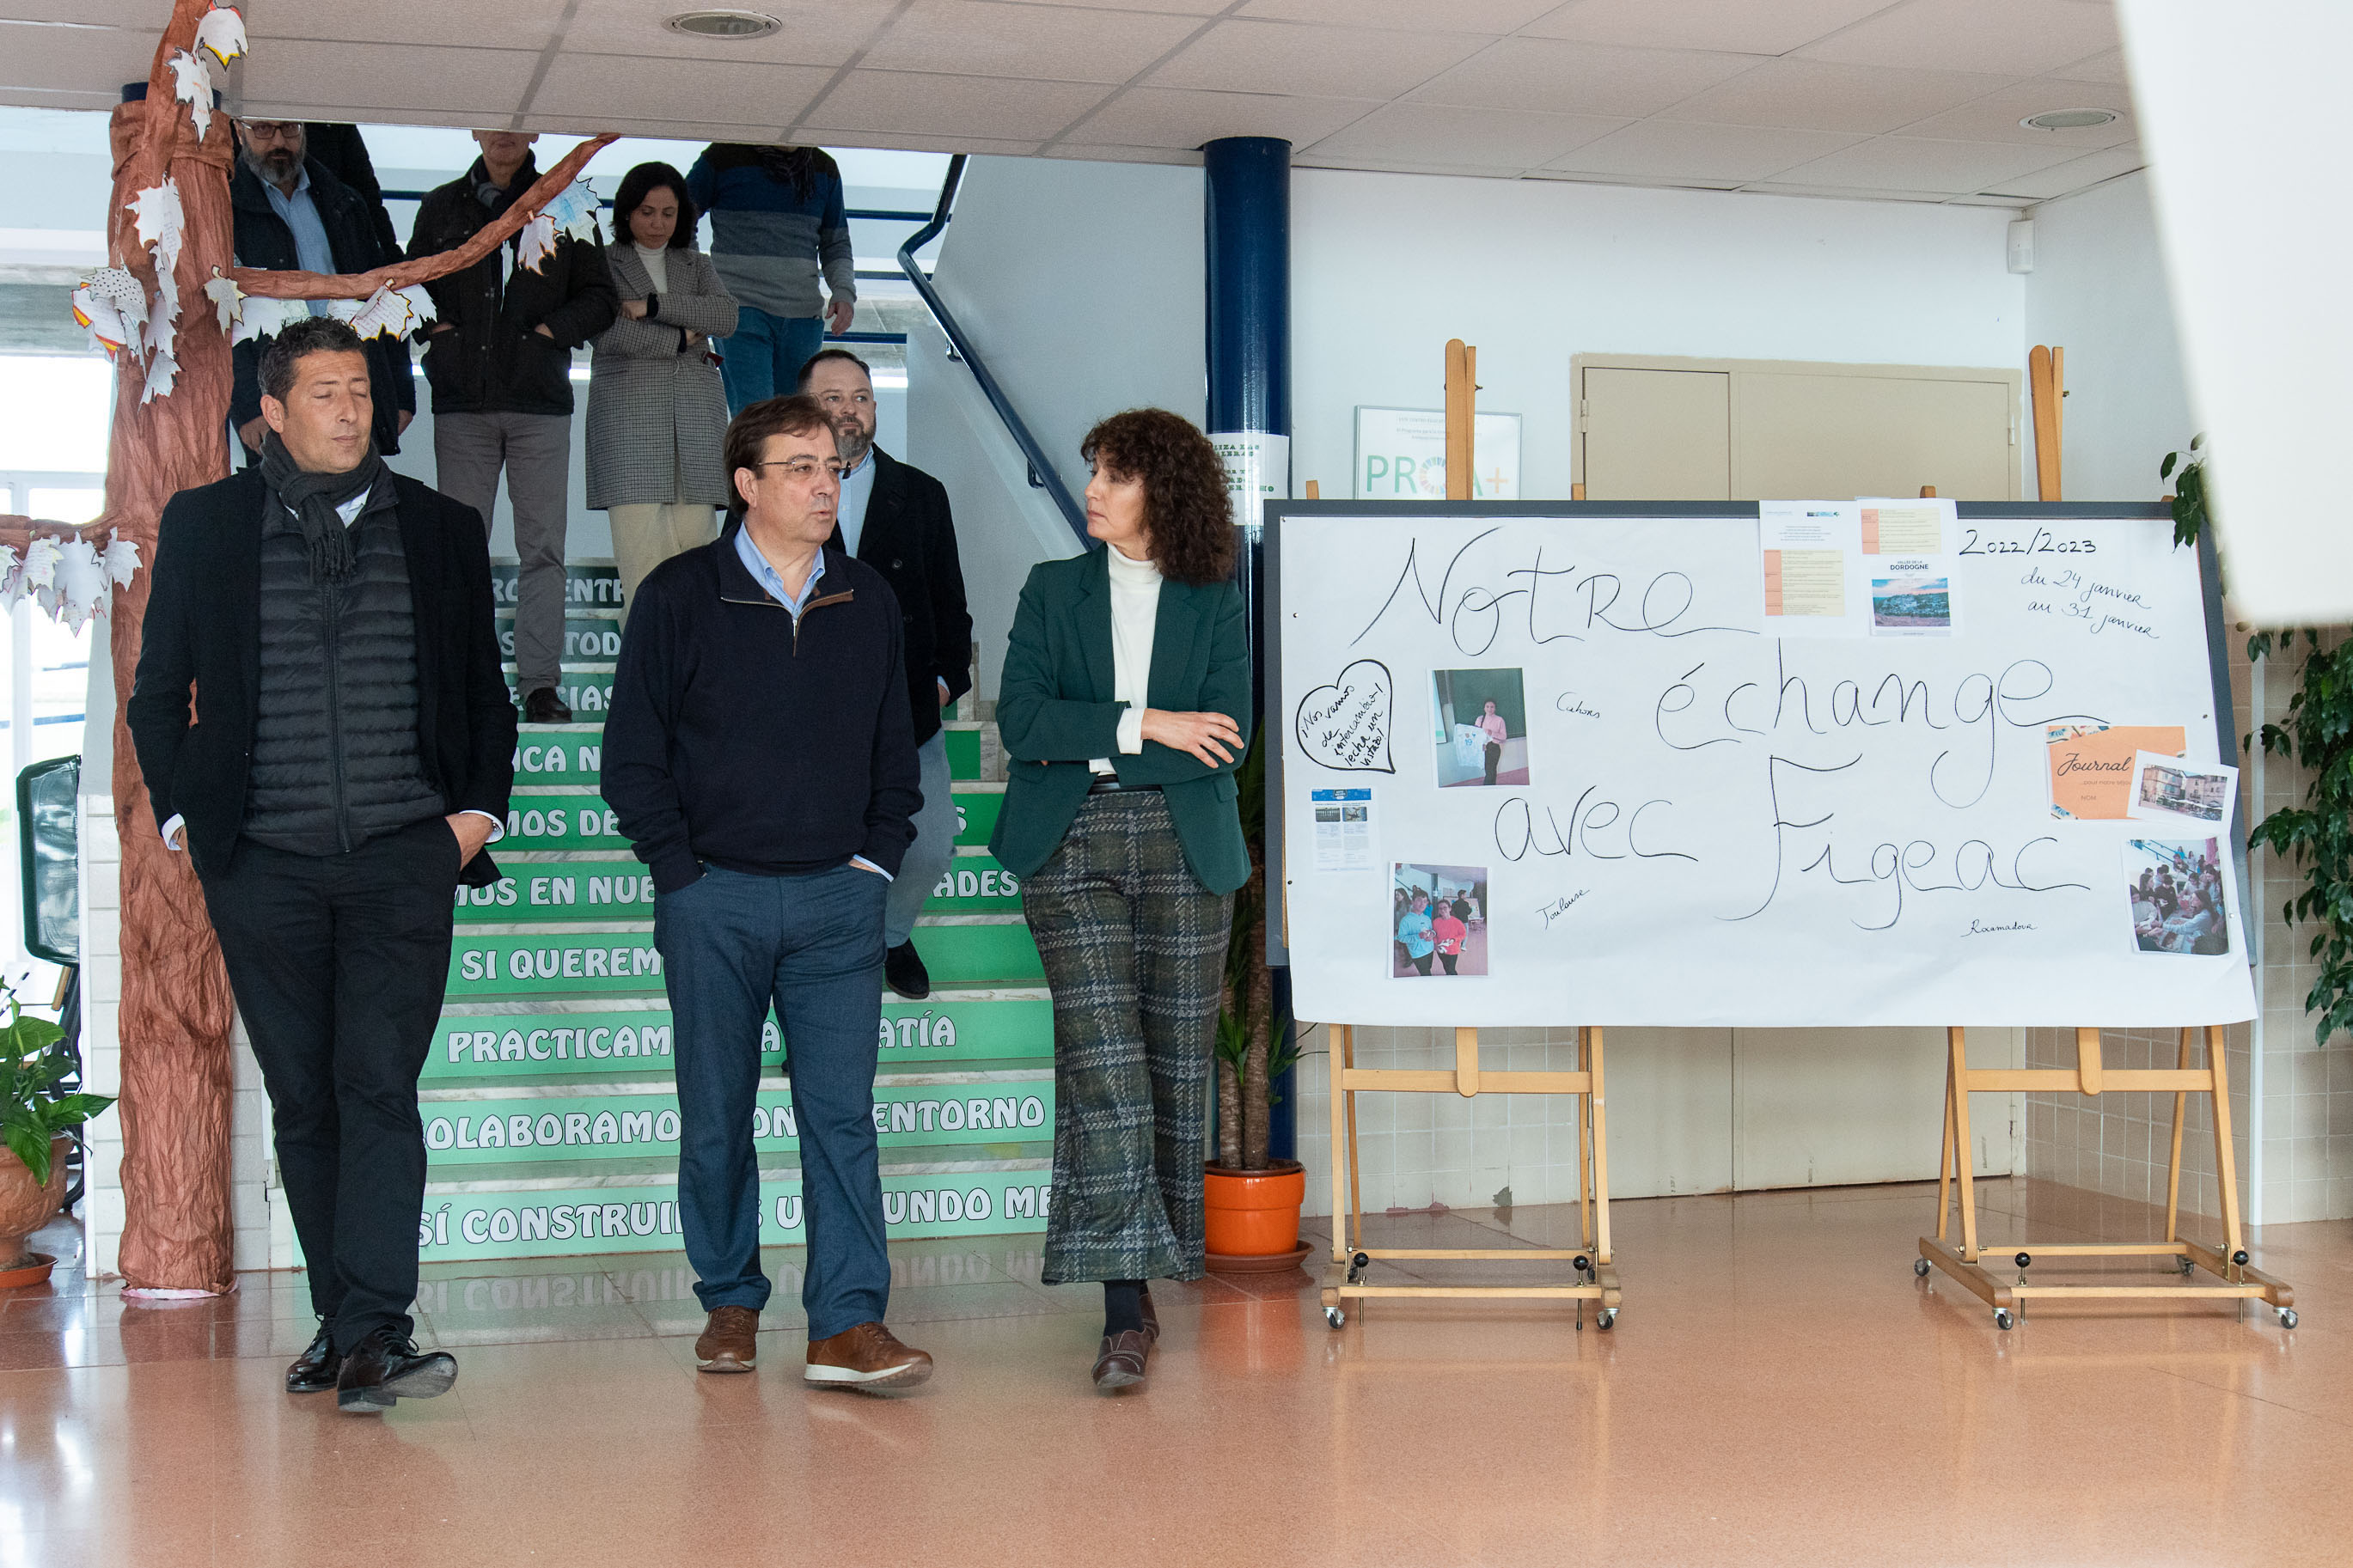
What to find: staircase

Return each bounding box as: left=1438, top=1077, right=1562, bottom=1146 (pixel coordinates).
left=406, top=558, right=1052, bottom=1265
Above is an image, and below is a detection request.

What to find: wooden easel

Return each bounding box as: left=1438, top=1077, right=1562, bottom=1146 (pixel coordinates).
left=1918, top=1025, right=2295, bottom=1330
left=1321, top=1024, right=1621, bottom=1329
left=1320, top=340, right=1623, bottom=1331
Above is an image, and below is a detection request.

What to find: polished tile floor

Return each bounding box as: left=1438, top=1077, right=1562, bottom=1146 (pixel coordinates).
left=3, top=1179, right=2346, bottom=1567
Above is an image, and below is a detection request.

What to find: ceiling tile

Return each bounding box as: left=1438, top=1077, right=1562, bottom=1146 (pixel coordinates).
left=1895, top=78, right=2133, bottom=146
left=1042, top=143, right=1198, bottom=165
left=801, top=70, right=1115, bottom=141
left=2046, top=46, right=2130, bottom=85
left=1528, top=168, right=1746, bottom=191
left=1739, top=181, right=1951, bottom=204
left=795, top=129, right=1046, bottom=157
left=1410, top=37, right=1761, bottom=118
left=0, top=21, right=160, bottom=95
left=1521, top=0, right=1904, bottom=56
left=990, top=0, right=1225, bottom=10
left=1546, top=119, right=1864, bottom=182
left=1305, top=101, right=1628, bottom=169
left=519, top=114, right=791, bottom=144
left=1066, top=88, right=1378, bottom=151
left=251, top=0, right=565, bottom=51
left=860, top=2, right=1203, bottom=85
left=561, top=0, right=900, bottom=67
left=3, top=3, right=172, bottom=23
left=1661, top=59, right=2014, bottom=136
left=1146, top=19, right=1488, bottom=100
left=1769, top=133, right=2081, bottom=194
left=1798, top=0, right=2120, bottom=78
left=531, top=55, right=833, bottom=125
left=1236, top=0, right=1560, bottom=33
left=1982, top=140, right=2144, bottom=200
left=241, top=40, right=540, bottom=118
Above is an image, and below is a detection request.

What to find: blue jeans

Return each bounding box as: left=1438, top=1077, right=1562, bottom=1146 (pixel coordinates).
left=885, top=730, right=958, bottom=949
left=657, top=862, right=890, bottom=1338
left=719, top=307, right=827, bottom=416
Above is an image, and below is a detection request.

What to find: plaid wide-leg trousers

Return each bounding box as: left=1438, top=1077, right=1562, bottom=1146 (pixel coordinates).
left=1021, top=792, right=1233, bottom=1285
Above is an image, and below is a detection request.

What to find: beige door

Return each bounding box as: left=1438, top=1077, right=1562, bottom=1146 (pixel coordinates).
left=1577, top=355, right=2020, bottom=502
left=1580, top=367, right=1730, bottom=501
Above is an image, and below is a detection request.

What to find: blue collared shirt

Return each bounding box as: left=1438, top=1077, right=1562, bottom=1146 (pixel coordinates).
left=836, top=449, right=877, bottom=557
left=734, top=525, right=827, bottom=615
left=260, top=167, right=337, bottom=319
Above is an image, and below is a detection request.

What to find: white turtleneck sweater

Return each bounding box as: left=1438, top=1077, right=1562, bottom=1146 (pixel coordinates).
left=633, top=241, right=670, bottom=294
left=1091, top=543, right=1161, bottom=774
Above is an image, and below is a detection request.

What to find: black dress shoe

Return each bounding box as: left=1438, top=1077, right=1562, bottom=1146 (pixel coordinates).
left=286, top=1322, right=340, bottom=1394
left=523, top=686, right=572, bottom=724
left=336, top=1327, right=458, bottom=1414
left=884, top=941, right=931, bottom=1001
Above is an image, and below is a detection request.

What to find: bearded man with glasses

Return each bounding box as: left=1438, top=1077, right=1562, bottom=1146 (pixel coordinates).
left=602, top=394, right=932, bottom=1390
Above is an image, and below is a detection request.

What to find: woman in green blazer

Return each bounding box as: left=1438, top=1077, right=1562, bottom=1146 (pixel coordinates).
left=990, top=408, right=1250, bottom=1392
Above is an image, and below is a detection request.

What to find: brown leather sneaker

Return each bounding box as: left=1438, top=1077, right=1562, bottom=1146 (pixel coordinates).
left=1092, top=1329, right=1150, bottom=1392
left=694, top=1305, right=759, bottom=1373
left=1140, top=1285, right=1159, bottom=1345
left=804, top=1321, right=934, bottom=1390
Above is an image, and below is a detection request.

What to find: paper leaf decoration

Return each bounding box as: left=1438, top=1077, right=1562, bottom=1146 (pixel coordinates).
left=231, top=292, right=309, bottom=345
left=344, top=285, right=419, bottom=339
left=194, top=4, right=248, bottom=69
left=204, top=272, right=242, bottom=334
left=399, top=284, right=437, bottom=326
left=541, top=180, right=602, bottom=242
left=102, top=535, right=143, bottom=592
left=72, top=267, right=149, bottom=357
left=0, top=545, right=17, bottom=600
left=16, top=535, right=61, bottom=593
left=515, top=213, right=559, bottom=275
left=131, top=180, right=184, bottom=256
left=168, top=50, right=213, bottom=138
left=40, top=539, right=110, bottom=632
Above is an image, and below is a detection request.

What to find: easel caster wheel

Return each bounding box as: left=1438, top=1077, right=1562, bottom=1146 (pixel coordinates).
left=2278, top=1309, right=2298, bottom=1330
left=1596, top=1309, right=1617, bottom=1330
left=1914, top=1258, right=1932, bottom=1278
left=2177, top=1256, right=2197, bottom=1276
left=1325, top=1306, right=1347, bottom=1330
left=2014, top=1252, right=2032, bottom=1271
left=1994, top=1309, right=2014, bottom=1331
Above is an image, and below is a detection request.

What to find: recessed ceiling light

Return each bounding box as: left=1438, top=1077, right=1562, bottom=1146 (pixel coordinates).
left=2021, top=107, right=2121, bottom=131
left=664, top=9, right=782, bottom=39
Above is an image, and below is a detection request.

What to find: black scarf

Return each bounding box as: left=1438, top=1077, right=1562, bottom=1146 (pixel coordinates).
left=258, top=431, right=394, bottom=584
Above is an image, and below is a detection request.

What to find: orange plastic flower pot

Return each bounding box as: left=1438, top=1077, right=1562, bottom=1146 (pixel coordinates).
left=1201, top=1159, right=1305, bottom=1257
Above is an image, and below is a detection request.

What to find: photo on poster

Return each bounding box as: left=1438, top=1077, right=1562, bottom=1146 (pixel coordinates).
left=1392, top=863, right=1489, bottom=979
left=2047, top=723, right=2187, bottom=819
left=1430, top=668, right=1528, bottom=788
left=2124, top=838, right=2230, bottom=956
left=2126, top=751, right=2236, bottom=827
left=1869, top=566, right=1953, bottom=635
left=1311, top=787, right=1376, bottom=872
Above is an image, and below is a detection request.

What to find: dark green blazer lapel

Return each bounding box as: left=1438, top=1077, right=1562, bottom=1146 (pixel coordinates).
left=1075, top=546, right=1115, bottom=703
left=1144, top=576, right=1201, bottom=710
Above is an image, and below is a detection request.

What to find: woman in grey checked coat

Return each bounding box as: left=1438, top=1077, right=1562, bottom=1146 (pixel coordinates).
left=587, top=162, right=738, bottom=614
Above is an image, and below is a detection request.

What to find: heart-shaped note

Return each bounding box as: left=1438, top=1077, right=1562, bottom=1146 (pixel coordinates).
left=1294, top=659, right=1395, bottom=773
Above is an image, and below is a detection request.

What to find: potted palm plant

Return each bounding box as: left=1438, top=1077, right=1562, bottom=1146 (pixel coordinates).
left=1204, top=735, right=1306, bottom=1269
left=1, top=976, right=113, bottom=1288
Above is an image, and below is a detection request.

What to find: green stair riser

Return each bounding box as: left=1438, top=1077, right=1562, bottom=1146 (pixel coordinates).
left=424, top=1077, right=1052, bottom=1166
left=453, top=852, right=1019, bottom=923
left=492, top=562, right=620, bottom=608
left=942, top=725, right=980, bottom=780
left=506, top=670, right=615, bottom=716
left=422, top=994, right=1054, bottom=1081
left=953, top=785, right=1003, bottom=846
left=419, top=1170, right=1048, bottom=1260
left=512, top=735, right=607, bottom=785
left=498, top=798, right=628, bottom=851
left=497, top=614, right=626, bottom=663
left=449, top=922, right=1039, bottom=1000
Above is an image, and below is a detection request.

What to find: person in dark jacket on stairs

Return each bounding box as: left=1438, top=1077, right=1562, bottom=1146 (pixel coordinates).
left=409, top=130, right=617, bottom=726
left=228, top=119, right=414, bottom=462
left=128, top=317, right=517, bottom=1416
left=603, top=394, right=933, bottom=1392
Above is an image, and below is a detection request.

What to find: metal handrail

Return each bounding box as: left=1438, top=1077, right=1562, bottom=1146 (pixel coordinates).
left=895, top=156, right=1086, bottom=540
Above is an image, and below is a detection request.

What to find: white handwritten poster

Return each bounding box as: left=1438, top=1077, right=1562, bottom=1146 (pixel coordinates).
left=1276, top=512, right=2255, bottom=1029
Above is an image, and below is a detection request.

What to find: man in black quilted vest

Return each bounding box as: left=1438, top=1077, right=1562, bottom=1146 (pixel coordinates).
left=129, top=317, right=517, bottom=1414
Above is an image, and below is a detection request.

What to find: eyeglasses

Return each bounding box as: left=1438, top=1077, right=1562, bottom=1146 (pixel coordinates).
left=241, top=121, right=304, bottom=142
left=749, top=458, right=845, bottom=480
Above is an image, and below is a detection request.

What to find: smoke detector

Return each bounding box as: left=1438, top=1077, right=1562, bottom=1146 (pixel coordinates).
left=2020, top=107, right=2121, bottom=131
left=664, top=10, right=782, bottom=39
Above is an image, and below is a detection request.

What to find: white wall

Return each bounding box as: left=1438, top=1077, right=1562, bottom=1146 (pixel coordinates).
left=2020, top=169, right=2197, bottom=502
left=1291, top=170, right=2029, bottom=501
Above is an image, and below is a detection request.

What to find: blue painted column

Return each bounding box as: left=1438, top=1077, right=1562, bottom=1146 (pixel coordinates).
left=1203, top=137, right=1295, bottom=1163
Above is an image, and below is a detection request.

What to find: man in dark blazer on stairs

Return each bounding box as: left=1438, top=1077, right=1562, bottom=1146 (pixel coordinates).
left=129, top=316, right=517, bottom=1416
left=800, top=348, right=972, bottom=1001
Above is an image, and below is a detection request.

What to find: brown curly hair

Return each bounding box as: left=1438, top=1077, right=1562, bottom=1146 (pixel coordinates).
left=1080, top=409, right=1237, bottom=586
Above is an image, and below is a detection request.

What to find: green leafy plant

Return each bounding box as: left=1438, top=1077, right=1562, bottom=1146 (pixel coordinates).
left=1213, top=732, right=1297, bottom=1170
left=2160, top=434, right=2208, bottom=549
left=2247, top=627, right=2353, bottom=1044
left=2, top=976, right=112, bottom=1187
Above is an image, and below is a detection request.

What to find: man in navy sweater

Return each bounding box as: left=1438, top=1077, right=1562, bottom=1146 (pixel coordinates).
left=602, top=394, right=931, bottom=1389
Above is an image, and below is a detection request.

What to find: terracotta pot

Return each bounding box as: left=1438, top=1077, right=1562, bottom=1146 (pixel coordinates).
left=1202, top=1159, right=1305, bottom=1260
left=0, top=1137, right=71, bottom=1272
